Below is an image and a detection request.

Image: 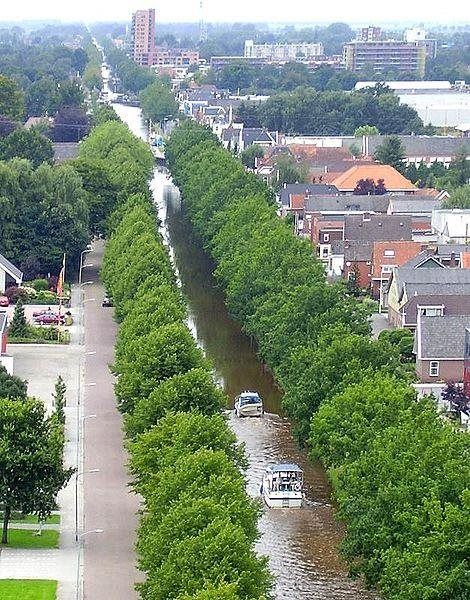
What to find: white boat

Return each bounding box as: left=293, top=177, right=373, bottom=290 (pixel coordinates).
left=234, top=391, right=264, bottom=417
left=261, top=463, right=303, bottom=508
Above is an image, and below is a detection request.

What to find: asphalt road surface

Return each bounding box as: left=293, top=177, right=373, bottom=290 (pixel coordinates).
left=82, top=240, right=140, bottom=599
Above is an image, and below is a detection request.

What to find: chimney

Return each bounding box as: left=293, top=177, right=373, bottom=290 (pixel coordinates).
left=449, top=251, right=457, bottom=267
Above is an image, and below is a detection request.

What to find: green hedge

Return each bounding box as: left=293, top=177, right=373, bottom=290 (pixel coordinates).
left=165, top=121, right=470, bottom=599
left=102, top=192, right=271, bottom=600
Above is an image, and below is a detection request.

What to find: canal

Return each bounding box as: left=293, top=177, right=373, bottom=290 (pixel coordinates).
left=111, top=95, right=376, bottom=600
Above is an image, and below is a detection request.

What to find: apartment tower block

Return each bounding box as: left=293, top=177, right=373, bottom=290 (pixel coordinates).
left=131, top=8, right=156, bottom=66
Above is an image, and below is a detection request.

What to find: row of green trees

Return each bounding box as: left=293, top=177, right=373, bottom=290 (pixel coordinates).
left=236, top=85, right=424, bottom=135
left=165, top=121, right=470, bottom=599
left=0, top=113, right=149, bottom=278
left=103, top=43, right=156, bottom=94
left=101, top=191, right=272, bottom=599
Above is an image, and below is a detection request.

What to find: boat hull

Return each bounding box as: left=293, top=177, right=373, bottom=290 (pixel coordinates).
left=263, top=492, right=303, bottom=509
left=234, top=403, right=263, bottom=417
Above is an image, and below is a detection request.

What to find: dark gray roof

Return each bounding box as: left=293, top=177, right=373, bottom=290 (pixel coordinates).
left=404, top=294, right=470, bottom=326
left=418, top=315, right=470, bottom=359
left=0, top=253, right=22, bottom=281
left=406, top=282, right=470, bottom=298
left=344, top=214, right=413, bottom=243
left=344, top=240, right=373, bottom=262
left=331, top=240, right=345, bottom=254
left=398, top=267, right=470, bottom=286
left=208, top=97, right=242, bottom=109
left=241, top=128, right=275, bottom=147
left=436, top=244, right=470, bottom=257
left=0, top=312, right=7, bottom=335
left=305, top=194, right=389, bottom=213
left=204, top=106, right=224, bottom=116
left=279, top=184, right=339, bottom=207
left=367, top=135, right=470, bottom=158
left=388, top=197, right=443, bottom=214
left=401, top=252, right=445, bottom=269
left=53, top=142, right=79, bottom=163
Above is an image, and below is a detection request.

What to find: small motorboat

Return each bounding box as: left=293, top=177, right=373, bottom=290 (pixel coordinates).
left=261, top=463, right=303, bottom=508
left=234, top=391, right=264, bottom=417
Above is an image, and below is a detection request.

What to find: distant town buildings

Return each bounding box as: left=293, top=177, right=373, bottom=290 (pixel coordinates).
left=343, top=39, right=426, bottom=77
left=131, top=8, right=156, bottom=66
left=359, top=26, right=382, bottom=42
left=244, top=40, right=324, bottom=61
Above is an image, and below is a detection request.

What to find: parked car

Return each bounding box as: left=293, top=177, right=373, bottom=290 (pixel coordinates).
left=33, top=307, right=54, bottom=317
left=102, top=296, right=113, bottom=307
left=34, top=313, right=65, bottom=325
left=0, top=296, right=9, bottom=307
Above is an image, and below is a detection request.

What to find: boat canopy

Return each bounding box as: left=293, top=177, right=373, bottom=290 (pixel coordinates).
left=238, top=392, right=261, bottom=405
left=268, top=463, right=302, bottom=473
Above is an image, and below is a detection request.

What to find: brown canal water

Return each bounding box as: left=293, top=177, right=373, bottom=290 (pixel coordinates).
left=111, top=99, right=375, bottom=599
left=151, top=169, right=376, bottom=600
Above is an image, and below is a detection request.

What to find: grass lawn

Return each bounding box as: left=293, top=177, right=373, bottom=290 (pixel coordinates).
left=0, top=580, right=57, bottom=599
left=0, top=512, right=60, bottom=525
left=4, top=529, right=59, bottom=549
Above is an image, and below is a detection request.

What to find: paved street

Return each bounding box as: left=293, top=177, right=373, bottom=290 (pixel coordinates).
left=82, top=240, right=140, bottom=599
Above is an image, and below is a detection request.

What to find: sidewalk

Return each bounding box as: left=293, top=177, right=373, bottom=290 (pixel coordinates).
left=0, top=286, right=84, bottom=599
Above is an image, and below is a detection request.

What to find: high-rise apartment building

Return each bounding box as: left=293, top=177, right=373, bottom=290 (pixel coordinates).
left=244, top=40, right=324, bottom=62
left=360, top=26, right=382, bottom=42
left=343, top=40, right=426, bottom=77
left=131, top=8, right=156, bottom=66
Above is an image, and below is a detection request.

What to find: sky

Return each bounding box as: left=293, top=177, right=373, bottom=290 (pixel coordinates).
left=1, top=0, right=469, bottom=24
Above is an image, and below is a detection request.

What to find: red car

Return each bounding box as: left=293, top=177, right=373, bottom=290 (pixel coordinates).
left=33, top=307, right=54, bottom=317
left=0, top=296, right=9, bottom=307
left=34, top=313, right=65, bottom=325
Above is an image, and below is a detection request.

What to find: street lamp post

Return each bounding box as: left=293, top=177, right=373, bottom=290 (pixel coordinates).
left=75, top=528, right=104, bottom=600
left=75, top=468, right=100, bottom=542
left=78, top=249, right=93, bottom=287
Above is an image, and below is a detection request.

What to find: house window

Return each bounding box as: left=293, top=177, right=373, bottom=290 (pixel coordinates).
left=323, top=233, right=330, bottom=242
left=384, top=249, right=395, bottom=257
left=419, top=306, right=444, bottom=317
left=429, top=361, right=439, bottom=377
left=381, top=265, right=395, bottom=273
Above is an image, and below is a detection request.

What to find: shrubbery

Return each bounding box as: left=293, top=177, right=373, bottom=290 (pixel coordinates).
left=165, top=121, right=470, bottom=599
left=102, top=190, right=271, bottom=599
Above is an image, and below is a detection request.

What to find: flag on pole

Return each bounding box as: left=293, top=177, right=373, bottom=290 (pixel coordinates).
left=57, top=254, right=66, bottom=298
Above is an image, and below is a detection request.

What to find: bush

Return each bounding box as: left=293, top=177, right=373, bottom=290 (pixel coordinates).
left=29, top=279, right=49, bottom=292
left=4, top=286, right=29, bottom=304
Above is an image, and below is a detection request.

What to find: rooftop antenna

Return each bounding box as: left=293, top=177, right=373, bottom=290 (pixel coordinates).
left=199, top=0, right=208, bottom=43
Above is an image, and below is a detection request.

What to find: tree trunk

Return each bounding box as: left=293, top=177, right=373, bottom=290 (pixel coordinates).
left=2, top=505, right=11, bottom=544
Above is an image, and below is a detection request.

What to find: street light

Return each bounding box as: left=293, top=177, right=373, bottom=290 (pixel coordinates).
left=78, top=528, right=104, bottom=539
left=78, top=249, right=93, bottom=287
left=75, top=469, right=100, bottom=541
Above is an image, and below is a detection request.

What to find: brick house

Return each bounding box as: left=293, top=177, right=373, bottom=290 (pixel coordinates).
left=343, top=214, right=413, bottom=289
left=414, top=314, right=470, bottom=384
left=371, top=240, right=422, bottom=303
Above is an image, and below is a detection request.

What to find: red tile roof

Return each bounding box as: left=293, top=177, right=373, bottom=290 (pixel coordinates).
left=290, top=194, right=306, bottom=210
left=461, top=252, right=470, bottom=269
left=332, top=165, right=416, bottom=192
left=371, top=241, right=422, bottom=278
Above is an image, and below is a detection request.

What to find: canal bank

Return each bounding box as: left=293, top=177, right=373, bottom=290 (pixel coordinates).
left=114, top=99, right=375, bottom=599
